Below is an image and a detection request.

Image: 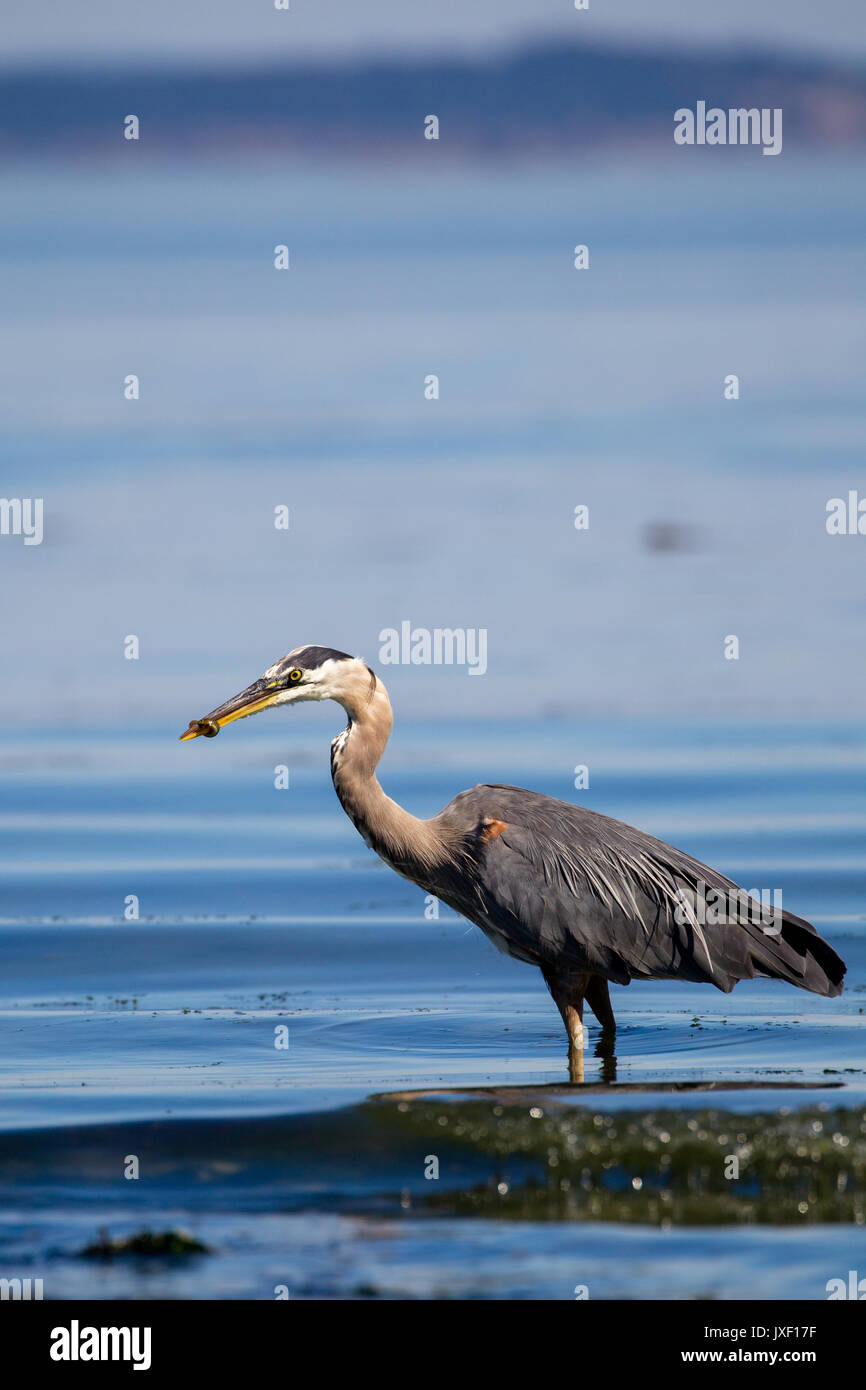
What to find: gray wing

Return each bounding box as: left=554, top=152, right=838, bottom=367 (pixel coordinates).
left=437, top=784, right=845, bottom=997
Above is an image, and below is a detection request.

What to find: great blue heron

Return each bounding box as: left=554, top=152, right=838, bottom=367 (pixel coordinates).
left=181, top=645, right=846, bottom=1080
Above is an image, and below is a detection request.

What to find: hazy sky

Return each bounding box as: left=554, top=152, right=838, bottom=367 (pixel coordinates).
left=4, top=0, right=866, bottom=67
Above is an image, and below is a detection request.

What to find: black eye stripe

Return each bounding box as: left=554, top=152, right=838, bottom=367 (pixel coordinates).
left=288, top=645, right=352, bottom=671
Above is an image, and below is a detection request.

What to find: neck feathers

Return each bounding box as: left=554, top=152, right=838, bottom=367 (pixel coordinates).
left=329, top=674, right=453, bottom=878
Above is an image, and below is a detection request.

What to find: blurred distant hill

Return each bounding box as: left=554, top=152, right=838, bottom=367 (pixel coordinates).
left=3, top=40, right=866, bottom=156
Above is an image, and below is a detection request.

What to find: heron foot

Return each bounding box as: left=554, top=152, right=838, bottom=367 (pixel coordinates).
left=565, top=1006, right=586, bottom=1084
left=567, top=1037, right=585, bottom=1084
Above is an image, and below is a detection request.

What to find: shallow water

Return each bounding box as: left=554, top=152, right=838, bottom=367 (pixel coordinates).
left=3, top=146, right=866, bottom=1298
left=0, top=721, right=863, bottom=1298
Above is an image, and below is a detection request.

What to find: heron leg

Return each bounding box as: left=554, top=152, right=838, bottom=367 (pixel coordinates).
left=564, top=1002, right=585, bottom=1084
left=584, top=975, right=616, bottom=1036
left=542, top=968, right=590, bottom=1083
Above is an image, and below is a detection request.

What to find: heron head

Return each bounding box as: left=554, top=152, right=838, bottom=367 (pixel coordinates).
left=179, top=646, right=375, bottom=740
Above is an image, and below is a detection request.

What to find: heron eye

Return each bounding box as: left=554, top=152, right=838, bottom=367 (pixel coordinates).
left=289, top=669, right=303, bottom=683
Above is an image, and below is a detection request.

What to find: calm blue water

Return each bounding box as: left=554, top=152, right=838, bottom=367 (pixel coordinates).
left=0, top=719, right=863, bottom=1298
left=2, top=154, right=866, bottom=728
left=2, top=150, right=865, bottom=1297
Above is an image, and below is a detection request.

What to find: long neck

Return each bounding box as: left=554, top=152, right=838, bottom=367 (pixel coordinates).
left=330, top=674, right=453, bottom=878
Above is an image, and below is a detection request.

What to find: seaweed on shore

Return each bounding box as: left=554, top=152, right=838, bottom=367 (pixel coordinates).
left=81, top=1228, right=211, bottom=1258
left=374, top=1098, right=866, bottom=1226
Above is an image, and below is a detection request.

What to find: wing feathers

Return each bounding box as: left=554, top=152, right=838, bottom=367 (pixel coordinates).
left=443, top=785, right=845, bottom=998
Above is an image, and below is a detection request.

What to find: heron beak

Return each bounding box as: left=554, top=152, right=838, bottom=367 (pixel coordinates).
left=179, top=679, right=280, bottom=741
